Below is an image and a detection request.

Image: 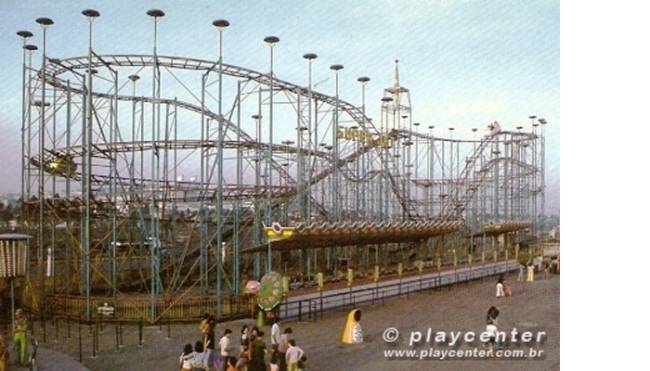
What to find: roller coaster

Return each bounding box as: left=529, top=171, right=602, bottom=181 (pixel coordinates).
left=12, top=10, right=548, bottom=322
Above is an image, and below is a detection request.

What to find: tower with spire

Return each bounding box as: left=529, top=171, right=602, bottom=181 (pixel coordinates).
left=381, top=59, right=412, bottom=132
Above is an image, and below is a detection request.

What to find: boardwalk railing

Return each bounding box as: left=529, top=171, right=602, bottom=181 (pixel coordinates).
left=41, top=260, right=517, bottom=324
left=279, top=260, right=518, bottom=321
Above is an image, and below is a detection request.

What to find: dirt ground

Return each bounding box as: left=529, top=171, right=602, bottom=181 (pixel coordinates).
left=18, top=272, right=559, bottom=371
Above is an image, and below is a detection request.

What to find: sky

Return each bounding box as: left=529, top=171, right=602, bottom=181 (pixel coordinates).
left=0, top=0, right=559, bottom=214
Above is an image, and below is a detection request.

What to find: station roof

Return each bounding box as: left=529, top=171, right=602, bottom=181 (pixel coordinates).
left=242, top=220, right=464, bottom=253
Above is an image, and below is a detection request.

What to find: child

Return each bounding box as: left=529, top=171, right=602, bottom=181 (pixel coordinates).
left=240, top=324, right=250, bottom=350
left=485, top=319, right=497, bottom=353
left=269, top=351, right=280, bottom=371
left=285, top=340, right=304, bottom=371
left=236, top=342, right=250, bottom=370
left=225, top=357, right=238, bottom=371
left=504, top=283, right=512, bottom=297
left=496, top=278, right=505, bottom=297
left=486, top=306, right=499, bottom=326
left=180, top=343, right=194, bottom=371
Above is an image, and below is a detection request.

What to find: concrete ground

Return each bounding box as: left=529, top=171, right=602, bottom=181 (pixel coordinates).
left=19, top=272, right=559, bottom=371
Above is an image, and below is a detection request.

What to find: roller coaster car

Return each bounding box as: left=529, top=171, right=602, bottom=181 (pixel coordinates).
left=45, top=154, right=77, bottom=177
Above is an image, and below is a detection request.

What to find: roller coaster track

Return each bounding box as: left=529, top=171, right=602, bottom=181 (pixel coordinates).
left=40, top=55, right=415, bottom=217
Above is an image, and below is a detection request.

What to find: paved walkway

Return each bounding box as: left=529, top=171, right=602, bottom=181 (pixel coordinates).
left=23, top=271, right=559, bottom=371
left=6, top=342, right=88, bottom=371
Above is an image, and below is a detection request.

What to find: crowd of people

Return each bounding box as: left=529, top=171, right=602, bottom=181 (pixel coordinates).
left=180, top=315, right=306, bottom=371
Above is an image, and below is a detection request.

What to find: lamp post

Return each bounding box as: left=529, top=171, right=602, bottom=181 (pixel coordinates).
left=447, top=127, right=454, bottom=215
left=252, top=114, right=262, bottom=278
left=538, top=118, right=547, bottom=234
left=35, top=16, right=53, bottom=316
left=79, top=9, right=99, bottom=318
left=147, top=8, right=164, bottom=321
left=303, top=53, right=317, bottom=221
left=427, top=125, right=435, bottom=217
left=17, top=30, right=33, bottom=203
left=357, top=77, right=370, bottom=218
left=330, top=64, right=343, bottom=222
left=263, top=35, right=279, bottom=273
left=212, top=18, right=229, bottom=318
left=380, top=96, right=393, bottom=220
left=413, top=122, right=420, bottom=207
left=128, top=74, right=140, bottom=199
left=528, top=115, right=537, bottom=237
left=23, top=42, right=38, bottom=206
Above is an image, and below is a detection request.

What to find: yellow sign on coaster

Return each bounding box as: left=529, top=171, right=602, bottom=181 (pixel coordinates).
left=347, top=268, right=354, bottom=287
left=436, top=257, right=441, bottom=271
left=515, top=244, right=520, bottom=259
left=316, top=272, right=324, bottom=290
left=505, top=249, right=509, bottom=261
left=264, top=222, right=296, bottom=242
left=468, top=254, right=473, bottom=265
left=481, top=251, right=485, bottom=263
left=416, top=260, right=424, bottom=274
left=397, top=263, right=403, bottom=277
left=493, top=250, right=498, bottom=262
left=373, top=265, right=380, bottom=282
left=452, top=250, right=457, bottom=267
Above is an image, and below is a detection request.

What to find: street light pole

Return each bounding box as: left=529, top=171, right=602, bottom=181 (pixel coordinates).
left=35, top=15, right=53, bottom=317
left=263, top=36, right=279, bottom=273
left=303, top=53, right=317, bottom=222
left=17, top=30, right=33, bottom=204
left=212, top=18, right=229, bottom=318
left=330, top=64, right=343, bottom=222
left=146, top=8, right=165, bottom=321
left=357, top=76, right=370, bottom=219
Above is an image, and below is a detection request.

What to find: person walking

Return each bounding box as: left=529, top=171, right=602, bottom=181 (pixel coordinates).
left=269, top=352, right=280, bottom=371
left=496, top=278, right=505, bottom=297
left=486, top=306, right=500, bottom=326
left=240, top=325, right=250, bottom=350
left=526, top=263, right=535, bottom=282
left=236, top=340, right=250, bottom=370
left=247, top=331, right=267, bottom=371
left=271, top=318, right=281, bottom=352
left=517, top=262, right=525, bottom=281
left=13, top=309, right=29, bottom=366
left=200, top=314, right=210, bottom=345
left=277, top=327, right=293, bottom=371
left=220, top=329, right=235, bottom=357
left=285, top=340, right=304, bottom=371
left=485, top=320, right=498, bottom=354
left=215, top=329, right=235, bottom=370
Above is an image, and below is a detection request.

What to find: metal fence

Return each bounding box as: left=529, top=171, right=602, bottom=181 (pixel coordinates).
left=279, top=260, right=518, bottom=321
